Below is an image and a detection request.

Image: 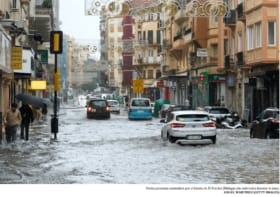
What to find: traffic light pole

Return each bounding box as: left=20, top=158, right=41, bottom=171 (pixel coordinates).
left=51, top=54, right=59, bottom=140
left=50, top=31, right=63, bottom=140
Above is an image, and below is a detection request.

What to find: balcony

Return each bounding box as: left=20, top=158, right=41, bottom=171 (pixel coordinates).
left=237, top=3, right=245, bottom=21
left=224, top=10, right=236, bottom=26
left=236, top=52, right=244, bottom=65
left=224, top=55, right=230, bottom=69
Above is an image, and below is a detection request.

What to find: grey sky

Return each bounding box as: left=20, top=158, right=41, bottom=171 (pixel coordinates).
left=59, top=0, right=100, bottom=41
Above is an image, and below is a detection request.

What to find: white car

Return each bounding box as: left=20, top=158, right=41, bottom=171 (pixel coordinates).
left=107, top=99, right=120, bottom=114
left=161, top=110, right=217, bottom=145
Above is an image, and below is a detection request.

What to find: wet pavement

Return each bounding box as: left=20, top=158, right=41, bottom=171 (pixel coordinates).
left=0, top=107, right=279, bottom=184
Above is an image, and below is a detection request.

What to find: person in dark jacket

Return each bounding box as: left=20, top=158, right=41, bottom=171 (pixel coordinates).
left=19, top=104, right=34, bottom=141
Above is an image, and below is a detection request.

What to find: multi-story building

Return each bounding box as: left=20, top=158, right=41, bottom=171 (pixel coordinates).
left=0, top=0, right=60, bottom=137
left=222, top=0, right=279, bottom=120
left=133, top=11, right=162, bottom=101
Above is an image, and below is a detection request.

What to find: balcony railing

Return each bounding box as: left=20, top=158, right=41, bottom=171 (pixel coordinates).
left=224, top=10, right=236, bottom=25
left=224, top=55, right=230, bottom=69
left=236, top=52, right=244, bottom=65
left=237, top=3, right=245, bottom=20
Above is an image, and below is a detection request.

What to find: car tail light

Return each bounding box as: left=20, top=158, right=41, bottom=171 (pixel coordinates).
left=203, top=122, right=216, bottom=127
left=87, top=107, right=93, bottom=112
left=170, top=123, right=185, bottom=128
left=272, top=118, right=280, bottom=124
left=106, top=106, right=110, bottom=111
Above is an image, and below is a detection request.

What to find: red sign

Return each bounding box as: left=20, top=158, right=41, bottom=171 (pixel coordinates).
left=157, top=81, right=164, bottom=88
left=199, top=74, right=205, bottom=81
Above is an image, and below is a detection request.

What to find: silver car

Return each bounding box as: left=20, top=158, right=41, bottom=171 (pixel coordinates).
left=107, top=99, right=120, bottom=114
left=161, top=110, right=217, bottom=145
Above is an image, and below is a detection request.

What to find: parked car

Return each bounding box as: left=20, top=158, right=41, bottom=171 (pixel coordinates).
left=128, top=97, right=152, bottom=120
left=203, top=106, right=230, bottom=126
left=159, top=104, right=173, bottom=118
left=250, top=108, right=279, bottom=139
left=86, top=99, right=110, bottom=119
left=107, top=99, right=120, bottom=114
left=163, top=105, right=191, bottom=121
left=161, top=110, right=217, bottom=145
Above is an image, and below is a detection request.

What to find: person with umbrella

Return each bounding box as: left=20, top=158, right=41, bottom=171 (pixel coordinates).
left=4, top=103, right=22, bottom=143
left=19, top=104, right=34, bottom=141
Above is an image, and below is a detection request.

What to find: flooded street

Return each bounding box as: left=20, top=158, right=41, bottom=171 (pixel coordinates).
left=0, top=106, right=279, bottom=184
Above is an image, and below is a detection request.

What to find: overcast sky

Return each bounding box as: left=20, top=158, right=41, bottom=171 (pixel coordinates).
left=59, top=0, right=100, bottom=42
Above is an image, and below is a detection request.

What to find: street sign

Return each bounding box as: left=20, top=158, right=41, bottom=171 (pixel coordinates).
left=38, top=50, right=48, bottom=64
left=197, top=48, right=208, bottom=57
left=133, top=79, right=144, bottom=94
left=11, top=47, right=22, bottom=69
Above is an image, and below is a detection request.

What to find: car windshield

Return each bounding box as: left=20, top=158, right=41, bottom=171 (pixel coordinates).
left=209, top=108, right=229, bottom=114
left=131, top=99, right=150, bottom=107
left=176, top=114, right=209, bottom=122
left=90, top=100, right=106, bottom=107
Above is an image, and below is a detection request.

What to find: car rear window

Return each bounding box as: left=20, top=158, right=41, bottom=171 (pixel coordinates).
left=209, top=108, right=229, bottom=114
left=131, top=99, right=150, bottom=107
left=90, top=100, right=107, bottom=107
left=176, top=114, right=209, bottom=122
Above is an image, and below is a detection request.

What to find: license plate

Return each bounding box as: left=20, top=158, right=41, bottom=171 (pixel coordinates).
left=137, top=110, right=144, bottom=113
left=187, top=135, right=202, bottom=140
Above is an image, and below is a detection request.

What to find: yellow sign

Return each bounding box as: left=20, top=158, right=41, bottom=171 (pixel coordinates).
left=11, top=47, right=22, bottom=69
left=29, top=80, right=47, bottom=90
left=133, top=79, right=144, bottom=94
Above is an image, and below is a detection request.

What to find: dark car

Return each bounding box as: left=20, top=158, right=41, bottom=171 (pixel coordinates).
left=164, top=105, right=190, bottom=121
left=86, top=99, right=110, bottom=119
left=250, top=108, right=279, bottom=139
left=159, top=104, right=173, bottom=118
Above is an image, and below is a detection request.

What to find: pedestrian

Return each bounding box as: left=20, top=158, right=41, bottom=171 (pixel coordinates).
left=19, top=104, right=34, bottom=141
left=41, top=103, right=48, bottom=121
left=4, top=103, right=22, bottom=143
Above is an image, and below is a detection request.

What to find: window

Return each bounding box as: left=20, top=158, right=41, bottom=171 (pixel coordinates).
left=148, top=30, right=153, bottom=44
left=148, top=48, right=153, bottom=57
left=247, top=25, right=254, bottom=50
left=147, top=70, right=153, bottom=79
left=237, top=32, right=242, bottom=52
left=211, top=44, right=218, bottom=58
left=256, top=22, right=262, bottom=47
left=267, top=21, right=276, bottom=45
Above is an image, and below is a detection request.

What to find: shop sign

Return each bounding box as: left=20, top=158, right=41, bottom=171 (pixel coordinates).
left=11, top=46, right=22, bottom=70
left=156, top=81, right=164, bottom=88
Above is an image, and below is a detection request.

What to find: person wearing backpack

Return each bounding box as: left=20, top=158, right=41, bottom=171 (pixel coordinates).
left=19, top=104, right=34, bottom=141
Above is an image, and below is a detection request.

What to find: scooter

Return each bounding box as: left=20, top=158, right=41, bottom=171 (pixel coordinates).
left=220, top=111, right=243, bottom=129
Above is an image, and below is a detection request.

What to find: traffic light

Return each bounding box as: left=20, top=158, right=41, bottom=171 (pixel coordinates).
left=50, top=31, right=63, bottom=54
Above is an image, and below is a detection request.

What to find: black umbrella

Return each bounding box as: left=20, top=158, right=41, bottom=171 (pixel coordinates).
left=15, top=94, right=46, bottom=108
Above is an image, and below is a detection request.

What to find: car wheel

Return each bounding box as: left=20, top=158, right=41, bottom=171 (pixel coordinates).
left=167, top=133, right=176, bottom=143
left=212, top=136, right=216, bottom=144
